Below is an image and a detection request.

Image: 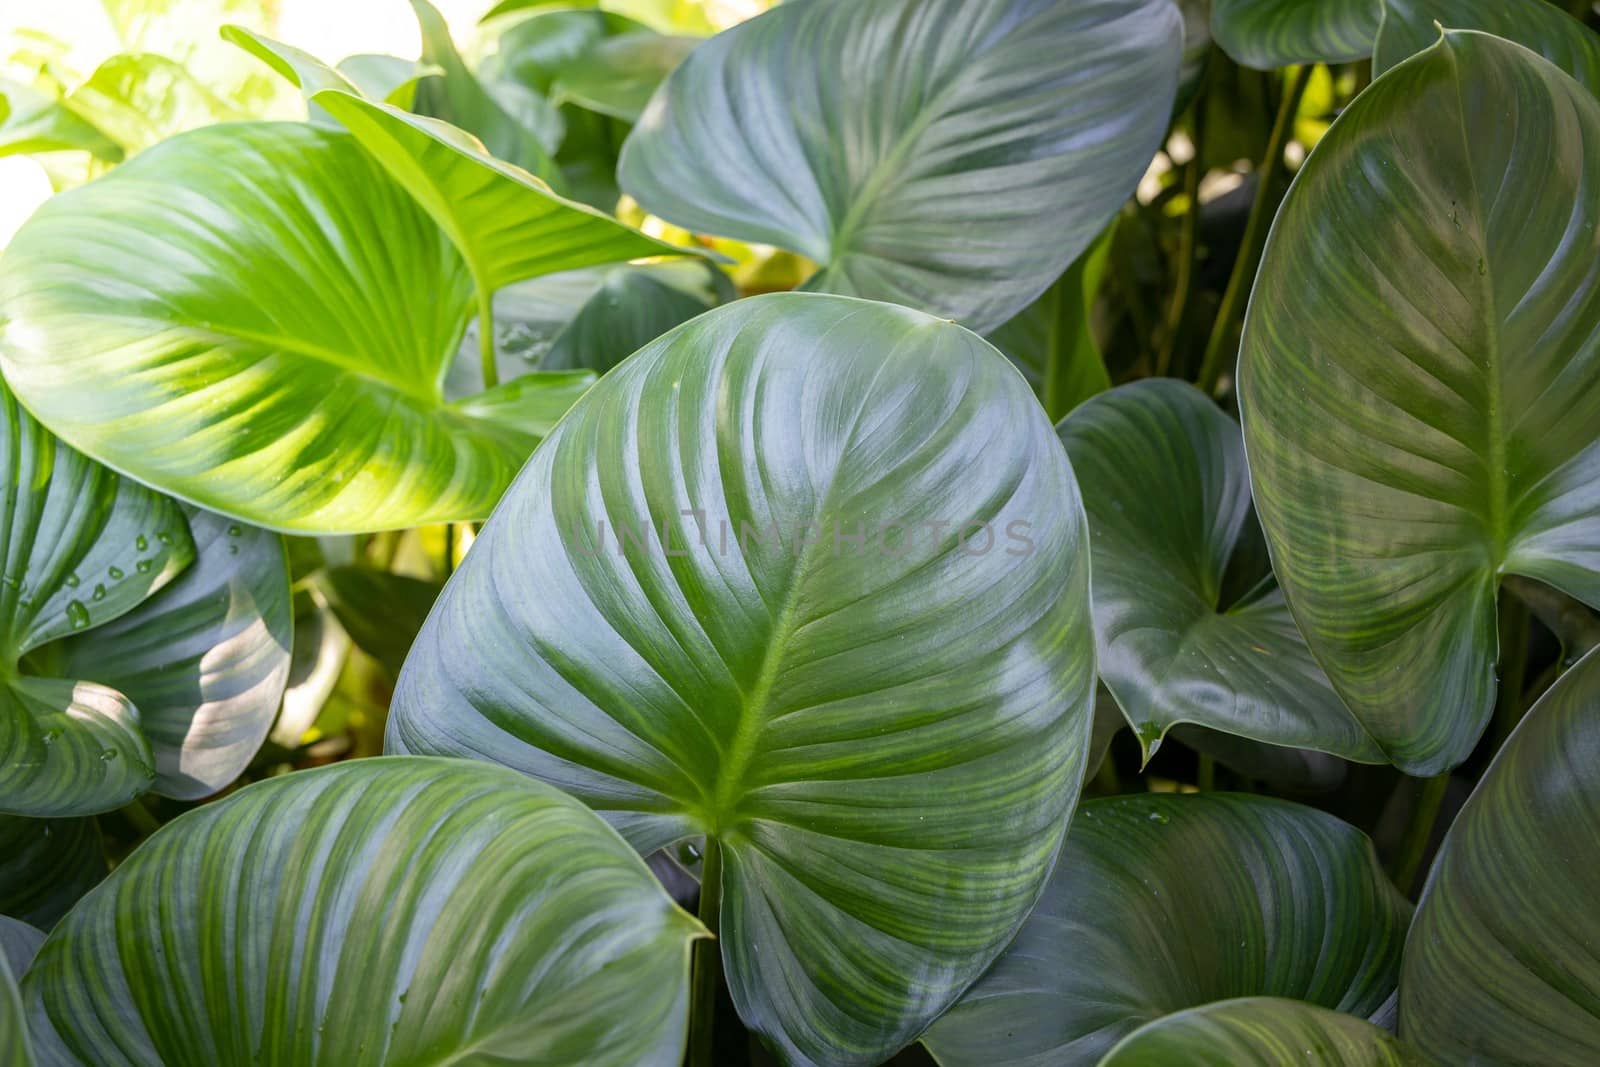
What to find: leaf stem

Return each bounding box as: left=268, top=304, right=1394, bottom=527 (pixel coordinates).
left=687, top=837, right=723, bottom=1067
left=119, top=796, right=162, bottom=838
left=1490, top=593, right=1529, bottom=750
left=1157, top=82, right=1206, bottom=378
left=1392, top=773, right=1450, bottom=895
left=477, top=292, right=498, bottom=390
left=1195, top=63, right=1313, bottom=396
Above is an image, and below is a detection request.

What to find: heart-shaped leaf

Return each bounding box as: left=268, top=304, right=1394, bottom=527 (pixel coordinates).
left=0, top=384, right=194, bottom=816
left=986, top=230, right=1114, bottom=422
left=21, top=757, right=703, bottom=1066
left=56, top=509, right=291, bottom=800
left=0, top=817, right=105, bottom=930
left=1401, top=646, right=1600, bottom=1062
left=922, top=794, right=1410, bottom=1066
left=390, top=293, right=1097, bottom=1065
left=0, top=109, right=668, bottom=533
left=1101, top=997, right=1426, bottom=1066
left=1059, top=380, right=1381, bottom=764
left=1374, top=0, right=1600, bottom=91
left=1211, top=0, right=1381, bottom=69
left=617, top=0, right=1183, bottom=333
left=1238, top=31, right=1600, bottom=774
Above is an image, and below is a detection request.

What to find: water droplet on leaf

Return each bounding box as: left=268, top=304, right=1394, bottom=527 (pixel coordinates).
left=66, top=600, right=90, bottom=630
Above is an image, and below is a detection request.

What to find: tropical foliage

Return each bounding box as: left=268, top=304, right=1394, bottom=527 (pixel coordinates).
left=1, top=0, right=1598, bottom=1064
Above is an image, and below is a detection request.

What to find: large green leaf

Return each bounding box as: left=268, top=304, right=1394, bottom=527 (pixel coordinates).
left=22, top=757, right=702, bottom=1066
left=986, top=229, right=1114, bottom=423
left=57, top=509, right=290, bottom=799
left=1100, top=997, right=1426, bottom=1066
left=1402, top=646, right=1600, bottom=1063
left=617, top=0, right=1183, bottom=333
left=0, top=384, right=194, bottom=816
left=390, top=293, right=1097, bottom=1065
left=0, top=816, right=105, bottom=930
left=1237, top=31, right=1600, bottom=774
left=1374, top=0, right=1600, bottom=89
left=1059, top=380, right=1381, bottom=763
left=922, top=794, right=1411, bottom=1066
left=0, top=114, right=665, bottom=533
left=1210, top=0, right=1381, bottom=68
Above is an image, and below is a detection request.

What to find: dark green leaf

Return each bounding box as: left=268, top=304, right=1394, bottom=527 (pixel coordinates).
left=922, top=794, right=1411, bottom=1066
left=1059, top=380, right=1381, bottom=763
left=617, top=0, right=1184, bottom=333
left=1100, top=997, right=1427, bottom=1066
left=391, top=293, right=1097, bottom=1066
left=22, top=757, right=703, bottom=1066
left=1401, top=646, right=1600, bottom=1063
left=0, top=816, right=105, bottom=930
left=1238, top=31, right=1600, bottom=774
left=0, top=384, right=194, bottom=816
left=1210, top=0, right=1381, bottom=68
left=316, top=566, right=442, bottom=680
left=986, top=229, right=1114, bottom=422
left=57, top=509, right=291, bottom=800
left=1374, top=0, right=1600, bottom=90
left=1, top=921, right=36, bottom=1067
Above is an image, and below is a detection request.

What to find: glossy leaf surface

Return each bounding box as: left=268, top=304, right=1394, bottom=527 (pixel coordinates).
left=922, top=794, right=1410, bottom=1066
left=0, top=118, right=650, bottom=533
left=22, top=757, right=702, bottom=1067
left=1374, top=0, right=1600, bottom=90
left=391, top=293, right=1097, bottom=1066
left=0, top=385, right=193, bottom=816
left=1058, top=380, right=1381, bottom=763
left=1238, top=32, right=1600, bottom=774
left=58, top=509, right=291, bottom=800
left=1211, top=0, right=1381, bottom=68
left=1402, top=647, right=1600, bottom=1063
left=1100, top=997, right=1425, bottom=1066
left=618, top=0, right=1183, bottom=333
left=0, top=816, right=105, bottom=930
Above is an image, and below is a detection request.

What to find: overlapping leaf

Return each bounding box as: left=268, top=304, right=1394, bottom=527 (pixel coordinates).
left=390, top=294, right=1097, bottom=1066
left=1100, top=997, right=1425, bottom=1066
left=58, top=508, right=291, bottom=799
left=1238, top=31, right=1600, bottom=773
left=551, top=32, right=697, bottom=122
left=922, top=794, right=1410, bottom=1066
left=1, top=922, right=36, bottom=1067
left=1059, top=380, right=1381, bottom=763
left=618, top=0, right=1183, bottom=332
left=1211, top=0, right=1381, bottom=68
left=1374, top=0, right=1600, bottom=91
left=0, top=384, right=193, bottom=816
left=315, top=566, right=441, bottom=679
left=0, top=78, right=121, bottom=162
left=21, top=757, right=702, bottom=1066
left=1402, top=647, right=1600, bottom=1063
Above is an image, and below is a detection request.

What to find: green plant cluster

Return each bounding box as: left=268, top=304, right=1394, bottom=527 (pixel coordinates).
left=2, top=0, right=1599, bottom=1065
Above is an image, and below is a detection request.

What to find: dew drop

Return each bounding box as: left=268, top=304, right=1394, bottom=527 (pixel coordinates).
left=99, top=749, right=119, bottom=762
left=41, top=729, right=60, bottom=746
left=228, top=544, right=239, bottom=555
left=1146, top=810, right=1169, bottom=825
left=108, top=566, right=124, bottom=580
left=92, top=584, right=107, bottom=602
left=66, top=600, right=90, bottom=630
left=227, top=524, right=242, bottom=537
left=65, top=573, right=79, bottom=588
left=136, top=534, right=148, bottom=551
left=136, top=559, right=152, bottom=574
left=157, top=531, right=173, bottom=545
